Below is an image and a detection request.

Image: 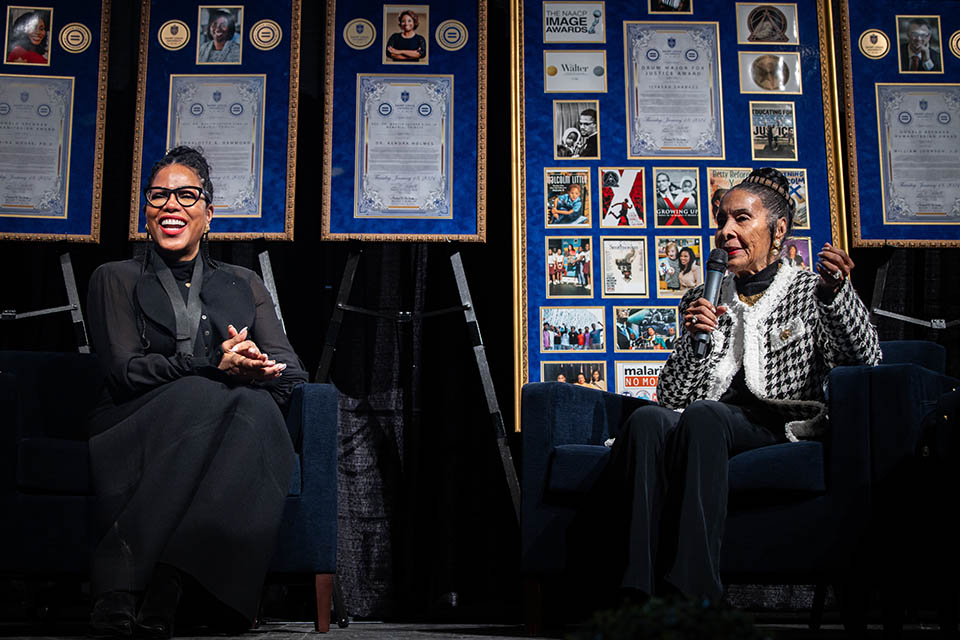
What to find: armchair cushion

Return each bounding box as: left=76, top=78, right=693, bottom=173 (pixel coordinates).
left=728, top=441, right=825, bottom=496
left=547, top=445, right=609, bottom=496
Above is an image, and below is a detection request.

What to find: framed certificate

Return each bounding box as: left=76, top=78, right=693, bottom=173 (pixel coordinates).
left=322, top=0, right=487, bottom=241
left=0, top=0, right=108, bottom=242
left=511, top=0, right=845, bottom=426
left=129, top=0, right=300, bottom=240
left=838, top=0, right=960, bottom=246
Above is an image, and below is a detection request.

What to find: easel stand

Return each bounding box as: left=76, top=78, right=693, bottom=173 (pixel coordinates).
left=0, top=253, right=89, bottom=352
left=871, top=249, right=960, bottom=331
left=315, top=247, right=523, bottom=626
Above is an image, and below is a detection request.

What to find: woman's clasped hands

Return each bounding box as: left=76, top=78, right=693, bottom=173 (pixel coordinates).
left=217, top=324, right=287, bottom=381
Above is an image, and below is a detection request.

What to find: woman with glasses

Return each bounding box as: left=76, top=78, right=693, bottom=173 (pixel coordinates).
left=85, top=147, right=307, bottom=637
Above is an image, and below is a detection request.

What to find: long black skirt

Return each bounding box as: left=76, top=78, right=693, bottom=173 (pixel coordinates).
left=87, top=376, right=295, bottom=623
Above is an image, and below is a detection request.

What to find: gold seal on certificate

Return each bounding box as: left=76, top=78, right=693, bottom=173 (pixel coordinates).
left=343, top=18, right=376, bottom=50
left=950, top=30, right=960, bottom=59
left=59, top=22, right=92, bottom=53
left=859, top=29, right=890, bottom=59
left=249, top=19, right=282, bottom=51
left=435, top=19, right=467, bottom=51
left=158, top=20, right=190, bottom=51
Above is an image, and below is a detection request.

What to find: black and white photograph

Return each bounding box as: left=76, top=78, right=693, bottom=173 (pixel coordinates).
left=653, top=167, right=701, bottom=228
left=736, top=3, right=799, bottom=45
left=896, top=15, right=943, bottom=73
left=541, top=361, right=607, bottom=390
left=544, top=168, right=591, bottom=227
left=739, top=51, right=803, bottom=94
left=197, top=6, right=243, bottom=64
left=614, top=306, right=679, bottom=352
left=553, top=99, right=600, bottom=159
left=601, top=237, right=648, bottom=298
left=655, top=235, right=702, bottom=298
left=648, top=0, right=692, bottom=14
left=540, top=306, right=606, bottom=352
left=546, top=236, right=593, bottom=298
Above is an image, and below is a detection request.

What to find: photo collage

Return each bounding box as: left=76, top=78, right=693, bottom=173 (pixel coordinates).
left=530, top=1, right=816, bottom=397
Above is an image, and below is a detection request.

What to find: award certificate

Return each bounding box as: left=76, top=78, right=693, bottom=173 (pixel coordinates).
left=355, top=74, right=453, bottom=218
left=624, top=22, right=723, bottom=159
left=166, top=75, right=266, bottom=217
left=877, top=84, right=960, bottom=224
left=0, top=75, right=73, bottom=218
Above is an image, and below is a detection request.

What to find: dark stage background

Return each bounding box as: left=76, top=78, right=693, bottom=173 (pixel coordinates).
left=1, top=0, right=958, bottom=622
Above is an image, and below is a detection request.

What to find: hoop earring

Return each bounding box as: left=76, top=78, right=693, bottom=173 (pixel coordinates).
left=771, top=239, right=781, bottom=258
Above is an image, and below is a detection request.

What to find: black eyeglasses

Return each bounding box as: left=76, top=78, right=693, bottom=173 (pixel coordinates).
left=144, top=186, right=210, bottom=208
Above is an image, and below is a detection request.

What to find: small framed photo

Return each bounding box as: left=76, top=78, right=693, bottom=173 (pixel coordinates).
left=615, top=360, right=664, bottom=401
left=540, top=306, right=606, bottom=352
left=781, top=236, right=811, bottom=270
left=4, top=6, right=52, bottom=66
left=750, top=101, right=798, bottom=161
left=648, top=0, right=692, bottom=15
left=601, top=236, right=648, bottom=298
left=736, top=3, right=799, bottom=45
left=197, top=6, right=243, bottom=65
left=653, top=167, right=701, bottom=228
left=614, top=306, right=679, bottom=352
left=706, top=167, right=752, bottom=227
left=542, top=1, right=606, bottom=44
left=546, top=236, right=594, bottom=298
left=554, top=99, right=600, bottom=159
left=545, top=168, right=591, bottom=227
left=544, top=50, right=607, bottom=93
left=896, top=15, right=943, bottom=74
left=541, top=361, right=607, bottom=390
left=383, top=5, right=430, bottom=65
left=739, top=51, right=803, bottom=94
left=774, top=167, right=809, bottom=229
left=655, top=236, right=702, bottom=298
left=599, top=167, right=646, bottom=228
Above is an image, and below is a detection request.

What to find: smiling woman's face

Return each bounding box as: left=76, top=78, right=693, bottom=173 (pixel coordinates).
left=26, top=15, right=46, bottom=45
left=145, top=164, right=213, bottom=261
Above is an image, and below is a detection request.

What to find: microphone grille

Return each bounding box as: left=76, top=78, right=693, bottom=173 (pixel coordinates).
left=706, top=248, right=728, bottom=272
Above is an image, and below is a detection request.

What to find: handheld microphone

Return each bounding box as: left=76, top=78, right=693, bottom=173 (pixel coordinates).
left=693, top=248, right=729, bottom=359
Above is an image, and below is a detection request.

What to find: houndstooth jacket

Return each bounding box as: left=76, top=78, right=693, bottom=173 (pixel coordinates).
left=657, top=263, right=881, bottom=440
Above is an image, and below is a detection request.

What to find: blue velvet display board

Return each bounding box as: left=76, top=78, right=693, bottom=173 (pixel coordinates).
left=129, top=0, right=299, bottom=240
left=322, top=0, right=486, bottom=241
left=512, top=0, right=843, bottom=405
left=839, top=0, right=960, bottom=247
left=0, top=0, right=108, bottom=242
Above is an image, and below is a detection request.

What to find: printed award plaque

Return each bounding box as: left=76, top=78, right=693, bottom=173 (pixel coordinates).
left=510, top=0, right=845, bottom=427
left=0, top=0, right=109, bottom=241
left=129, top=0, right=300, bottom=240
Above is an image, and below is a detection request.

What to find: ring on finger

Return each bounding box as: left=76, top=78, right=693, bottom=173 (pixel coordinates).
left=692, top=314, right=699, bottom=325
left=832, top=269, right=843, bottom=280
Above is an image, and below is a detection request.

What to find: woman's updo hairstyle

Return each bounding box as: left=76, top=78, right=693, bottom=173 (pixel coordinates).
left=731, top=167, right=795, bottom=238
left=146, top=146, right=214, bottom=203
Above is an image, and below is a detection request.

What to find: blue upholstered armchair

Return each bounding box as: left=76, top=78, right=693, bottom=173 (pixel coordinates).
left=521, top=341, right=957, bottom=630
left=0, top=351, right=339, bottom=632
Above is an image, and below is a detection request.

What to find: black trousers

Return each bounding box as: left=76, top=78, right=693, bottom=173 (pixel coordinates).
left=607, top=400, right=784, bottom=601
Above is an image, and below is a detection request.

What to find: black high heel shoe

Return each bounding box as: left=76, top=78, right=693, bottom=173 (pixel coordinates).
left=90, top=591, right=137, bottom=637
left=135, top=564, right=182, bottom=639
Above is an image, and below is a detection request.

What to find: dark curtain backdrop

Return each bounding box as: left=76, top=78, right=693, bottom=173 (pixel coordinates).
left=0, top=0, right=957, bottom=622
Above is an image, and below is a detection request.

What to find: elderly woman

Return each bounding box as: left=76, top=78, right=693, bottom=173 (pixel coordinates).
left=607, top=167, right=880, bottom=602
left=86, top=147, right=307, bottom=637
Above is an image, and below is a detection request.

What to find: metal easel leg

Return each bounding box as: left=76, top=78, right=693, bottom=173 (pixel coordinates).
left=257, top=250, right=287, bottom=335
left=316, top=251, right=361, bottom=384
left=59, top=253, right=89, bottom=354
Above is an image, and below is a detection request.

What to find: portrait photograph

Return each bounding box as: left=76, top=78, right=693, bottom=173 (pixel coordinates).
left=546, top=236, right=593, bottom=298
left=774, top=167, right=809, bottom=229
left=706, top=167, right=752, bottom=227
left=196, top=6, right=242, bottom=65
left=614, top=306, right=678, bottom=352
left=601, top=236, right=648, bottom=298
left=896, top=15, right=943, bottom=73
left=656, top=236, right=702, bottom=298
left=553, top=99, right=600, bottom=160
left=540, top=306, right=606, bottom=352
left=600, top=167, right=645, bottom=228
left=615, top=360, right=663, bottom=401
left=781, top=236, right=811, bottom=270
left=653, top=167, right=701, bottom=228
left=541, top=361, right=607, bottom=389
left=4, top=6, right=52, bottom=66
left=544, top=168, right=591, bottom=227
left=738, top=51, right=803, bottom=94
left=736, top=3, right=799, bottom=45
left=751, top=101, right=798, bottom=161
left=648, top=0, right=692, bottom=15
left=383, top=5, right=429, bottom=65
